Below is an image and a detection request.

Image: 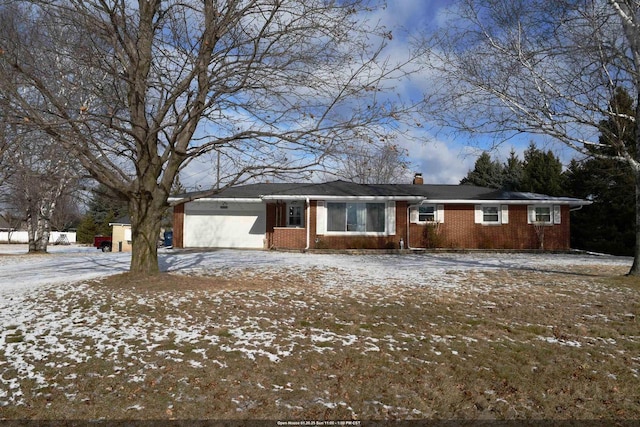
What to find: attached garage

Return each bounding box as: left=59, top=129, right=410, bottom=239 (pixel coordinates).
left=183, top=200, right=266, bottom=249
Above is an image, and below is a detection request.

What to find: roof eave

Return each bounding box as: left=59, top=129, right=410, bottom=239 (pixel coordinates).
left=423, top=199, right=592, bottom=206
left=174, top=197, right=264, bottom=203
left=261, top=195, right=426, bottom=201
left=170, top=194, right=592, bottom=206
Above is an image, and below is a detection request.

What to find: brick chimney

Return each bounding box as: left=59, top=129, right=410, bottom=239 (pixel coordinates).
left=412, top=173, right=424, bottom=185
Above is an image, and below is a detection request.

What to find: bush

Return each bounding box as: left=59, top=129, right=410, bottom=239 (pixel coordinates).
left=422, top=223, right=443, bottom=248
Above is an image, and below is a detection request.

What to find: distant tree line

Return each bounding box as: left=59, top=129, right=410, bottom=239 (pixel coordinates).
left=460, top=144, right=566, bottom=197
left=461, top=89, right=635, bottom=256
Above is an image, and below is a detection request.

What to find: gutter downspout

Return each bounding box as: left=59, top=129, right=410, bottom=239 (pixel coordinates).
left=305, top=198, right=311, bottom=251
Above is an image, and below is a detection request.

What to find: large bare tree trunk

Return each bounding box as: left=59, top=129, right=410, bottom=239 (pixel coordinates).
left=128, top=166, right=168, bottom=274
left=129, top=202, right=162, bottom=275
left=24, top=171, right=70, bottom=254
left=26, top=204, right=51, bottom=253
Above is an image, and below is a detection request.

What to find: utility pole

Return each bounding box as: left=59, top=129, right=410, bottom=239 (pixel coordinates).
left=216, top=147, right=220, bottom=190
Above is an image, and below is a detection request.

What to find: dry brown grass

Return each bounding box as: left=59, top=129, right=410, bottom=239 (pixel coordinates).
left=0, top=263, right=638, bottom=421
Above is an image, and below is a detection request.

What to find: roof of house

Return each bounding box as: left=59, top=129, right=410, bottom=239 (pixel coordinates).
left=171, top=180, right=589, bottom=206
left=171, top=180, right=590, bottom=206
left=109, top=216, right=131, bottom=226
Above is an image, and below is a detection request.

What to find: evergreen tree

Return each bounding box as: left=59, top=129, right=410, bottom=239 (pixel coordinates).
left=565, top=88, right=636, bottom=255
left=460, top=152, right=504, bottom=188
left=76, top=185, right=128, bottom=244
left=520, top=143, right=565, bottom=196
left=76, top=213, right=98, bottom=244
left=502, top=150, right=524, bottom=191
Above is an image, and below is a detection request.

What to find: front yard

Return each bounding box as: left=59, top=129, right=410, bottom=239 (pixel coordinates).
left=0, top=250, right=638, bottom=421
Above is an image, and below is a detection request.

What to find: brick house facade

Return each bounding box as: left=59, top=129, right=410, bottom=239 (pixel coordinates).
left=171, top=178, right=588, bottom=251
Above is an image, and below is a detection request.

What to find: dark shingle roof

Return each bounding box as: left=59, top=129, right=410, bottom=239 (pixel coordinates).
left=110, top=216, right=131, bottom=225
left=171, top=180, right=587, bottom=205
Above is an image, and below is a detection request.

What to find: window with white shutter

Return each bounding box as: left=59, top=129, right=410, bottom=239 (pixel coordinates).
left=528, top=205, right=553, bottom=225
left=475, top=204, right=504, bottom=225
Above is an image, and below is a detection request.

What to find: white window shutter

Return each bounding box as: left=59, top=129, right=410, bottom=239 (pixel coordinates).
left=527, top=206, right=535, bottom=224
left=316, top=201, right=326, bottom=234
left=410, top=206, right=419, bottom=223
left=474, top=205, right=483, bottom=224
left=553, top=205, right=561, bottom=224
left=387, top=201, right=396, bottom=235
left=501, top=205, right=509, bottom=224
left=436, top=204, right=445, bottom=223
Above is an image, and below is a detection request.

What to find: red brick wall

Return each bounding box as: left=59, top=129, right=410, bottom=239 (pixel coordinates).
left=272, top=227, right=307, bottom=249
left=231, top=200, right=571, bottom=251
left=172, top=203, right=185, bottom=248
left=409, top=204, right=571, bottom=250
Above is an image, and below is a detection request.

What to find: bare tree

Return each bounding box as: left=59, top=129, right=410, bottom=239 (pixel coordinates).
left=333, top=139, right=413, bottom=184
left=0, top=117, right=14, bottom=188
left=5, top=130, right=79, bottom=252
left=0, top=209, right=21, bottom=242
left=420, top=0, right=640, bottom=275
left=0, top=0, right=418, bottom=274
left=50, top=192, right=81, bottom=233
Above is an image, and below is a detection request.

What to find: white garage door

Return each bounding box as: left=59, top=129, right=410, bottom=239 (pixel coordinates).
left=183, top=201, right=266, bottom=249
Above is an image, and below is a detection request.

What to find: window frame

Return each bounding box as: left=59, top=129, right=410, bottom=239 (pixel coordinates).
left=418, top=204, right=436, bottom=223
left=533, top=205, right=552, bottom=225
left=286, top=201, right=304, bottom=227
left=325, top=201, right=387, bottom=235
left=527, top=203, right=561, bottom=226
left=475, top=204, right=508, bottom=225
left=482, top=205, right=500, bottom=224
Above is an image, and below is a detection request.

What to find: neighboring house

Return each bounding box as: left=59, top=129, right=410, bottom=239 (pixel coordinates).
left=109, top=216, right=132, bottom=252
left=170, top=174, right=591, bottom=251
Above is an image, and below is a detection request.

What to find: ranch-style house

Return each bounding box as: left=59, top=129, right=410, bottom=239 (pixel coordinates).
left=170, top=174, right=591, bottom=251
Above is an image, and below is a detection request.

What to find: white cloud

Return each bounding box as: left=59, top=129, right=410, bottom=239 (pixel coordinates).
left=401, top=135, right=475, bottom=184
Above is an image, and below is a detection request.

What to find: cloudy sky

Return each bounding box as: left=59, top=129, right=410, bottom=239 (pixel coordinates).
left=368, top=0, right=577, bottom=184
left=180, top=0, right=576, bottom=190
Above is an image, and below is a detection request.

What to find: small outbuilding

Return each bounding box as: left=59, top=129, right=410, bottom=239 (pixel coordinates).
left=109, top=216, right=132, bottom=252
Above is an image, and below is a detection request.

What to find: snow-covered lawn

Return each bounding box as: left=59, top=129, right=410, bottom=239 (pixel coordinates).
left=0, top=244, right=632, bottom=293
left=0, top=245, right=638, bottom=419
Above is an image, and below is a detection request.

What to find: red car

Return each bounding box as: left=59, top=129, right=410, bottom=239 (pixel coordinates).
left=93, top=236, right=112, bottom=252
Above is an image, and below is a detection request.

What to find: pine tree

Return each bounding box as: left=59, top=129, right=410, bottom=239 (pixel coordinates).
left=76, top=185, right=128, bottom=244
left=460, top=152, right=504, bottom=188
left=502, top=150, right=524, bottom=191
left=521, top=143, right=565, bottom=196
left=76, top=213, right=97, bottom=244
left=565, top=88, right=636, bottom=255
